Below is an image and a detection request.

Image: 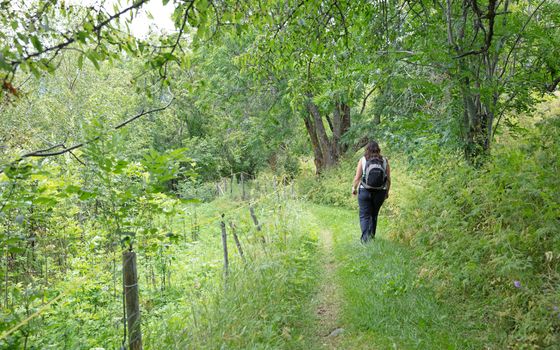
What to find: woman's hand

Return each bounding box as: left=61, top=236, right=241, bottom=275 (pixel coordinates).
left=352, top=187, right=357, bottom=196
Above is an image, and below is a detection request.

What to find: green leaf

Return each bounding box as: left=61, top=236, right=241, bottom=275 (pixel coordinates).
left=31, top=36, right=43, bottom=52
left=34, top=196, right=58, bottom=207
left=29, top=64, right=41, bottom=78
left=86, top=52, right=100, bottom=70
left=83, top=22, right=94, bottom=32
left=76, top=31, right=89, bottom=43
left=64, top=185, right=82, bottom=194
left=79, top=190, right=97, bottom=200
left=77, top=54, right=84, bottom=69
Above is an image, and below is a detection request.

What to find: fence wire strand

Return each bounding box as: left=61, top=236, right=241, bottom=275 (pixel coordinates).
left=0, top=176, right=295, bottom=345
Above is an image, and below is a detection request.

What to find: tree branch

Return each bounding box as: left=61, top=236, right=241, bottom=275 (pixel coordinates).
left=334, top=0, right=349, bottom=50
left=273, top=0, right=306, bottom=40
left=546, top=76, right=560, bottom=92
left=499, top=0, right=547, bottom=79
left=163, top=1, right=195, bottom=78
left=8, top=0, right=150, bottom=68
left=1, top=99, right=174, bottom=174
left=360, top=86, right=377, bottom=115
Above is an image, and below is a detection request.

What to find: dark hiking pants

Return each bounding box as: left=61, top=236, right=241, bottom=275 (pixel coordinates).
left=358, top=188, right=386, bottom=243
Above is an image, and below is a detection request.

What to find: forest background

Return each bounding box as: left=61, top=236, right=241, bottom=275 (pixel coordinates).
left=0, top=0, right=559, bottom=349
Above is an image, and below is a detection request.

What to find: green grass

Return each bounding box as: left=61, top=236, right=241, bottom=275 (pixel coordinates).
left=8, top=194, right=322, bottom=350
left=142, top=198, right=322, bottom=349
left=310, top=204, right=482, bottom=349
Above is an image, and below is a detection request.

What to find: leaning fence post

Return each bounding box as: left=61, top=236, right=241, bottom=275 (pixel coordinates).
left=249, top=206, right=265, bottom=244
left=123, top=249, right=142, bottom=350
left=229, top=222, right=246, bottom=263
left=220, top=214, right=229, bottom=278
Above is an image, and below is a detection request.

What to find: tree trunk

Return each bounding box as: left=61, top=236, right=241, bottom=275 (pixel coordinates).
left=461, top=84, right=491, bottom=164
left=306, top=99, right=336, bottom=170
left=302, top=96, right=352, bottom=173
left=340, top=102, right=351, bottom=153
left=302, top=114, right=324, bottom=173
left=332, top=105, right=342, bottom=158
left=331, top=101, right=352, bottom=158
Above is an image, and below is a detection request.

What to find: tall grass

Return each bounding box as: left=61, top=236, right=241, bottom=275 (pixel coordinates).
left=311, top=205, right=479, bottom=349
left=142, top=197, right=321, bottom=349
left=389, top=116, right=560, bottom=348
left=299, top=115, right=560, bottom=348
left=14, top=192, right=321, bottom=349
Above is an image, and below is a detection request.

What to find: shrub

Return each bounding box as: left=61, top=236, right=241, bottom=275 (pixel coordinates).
left=388, top=116, right=560, bottom=348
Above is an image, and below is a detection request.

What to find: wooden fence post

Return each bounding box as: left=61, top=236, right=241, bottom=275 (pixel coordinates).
left=229, top=222, right=246, bottom=263
left=215, top=183, right=221, bottom=196
left=241, top=173, right=246, bottom=201
left=249, top=206, right=265, bottom=244
left=220, top=215, right=229, bottom=278
left=123, top=250, right=142, bottom=350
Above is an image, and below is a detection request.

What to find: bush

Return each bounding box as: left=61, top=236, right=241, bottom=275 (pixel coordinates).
left=178, top=179, right=217, bottom=202
left=296, top=157, right=358, bottom=210
left=388, top=116, right=560, bottom=348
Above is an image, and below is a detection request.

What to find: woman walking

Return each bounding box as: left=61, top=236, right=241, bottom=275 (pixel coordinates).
left=351, top=141, right=391, bottom=243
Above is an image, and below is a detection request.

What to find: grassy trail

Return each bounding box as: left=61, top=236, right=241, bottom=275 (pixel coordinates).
left=314, top=227, right=343, bottom=349
left=308, top=204, right=479, bottom=350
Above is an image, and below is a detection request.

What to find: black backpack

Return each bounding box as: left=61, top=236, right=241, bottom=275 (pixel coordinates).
left=361, top=157, right=387, bottom=190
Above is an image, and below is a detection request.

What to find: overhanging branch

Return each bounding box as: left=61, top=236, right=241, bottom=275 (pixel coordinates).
left=546, top=76, right=560, bottom=92
left=1, top=98, right=174, bottom=174
left=8, top=0, right=150, bottom=68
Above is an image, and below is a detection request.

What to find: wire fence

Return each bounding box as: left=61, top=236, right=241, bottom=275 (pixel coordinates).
left=0, top=174, right=297, bottom=348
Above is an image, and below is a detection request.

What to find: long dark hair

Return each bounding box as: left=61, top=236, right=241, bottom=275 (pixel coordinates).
left=364, top=141, right=382, bottom=160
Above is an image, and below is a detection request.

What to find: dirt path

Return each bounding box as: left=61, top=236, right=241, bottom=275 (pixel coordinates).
left=315, top=229, right=343, bottom=349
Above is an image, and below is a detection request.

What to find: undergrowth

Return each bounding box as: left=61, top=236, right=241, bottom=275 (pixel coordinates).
left=7, top=195, right=320, bottom=349
left=391, top=116, right=560, bottom=348
left=299, top=115, right=560, bottom=348
left=311, top=205, right=479, bottom=349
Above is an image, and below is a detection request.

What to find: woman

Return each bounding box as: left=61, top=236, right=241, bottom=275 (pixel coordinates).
left=351, top=141, right=391, bottom=243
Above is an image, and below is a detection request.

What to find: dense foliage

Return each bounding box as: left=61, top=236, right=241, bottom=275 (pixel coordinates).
left=0, top=0, right=559, bottom=349
left=301, top=101, right=560, bottom=347
left=390, top=114, right=560, bottom=347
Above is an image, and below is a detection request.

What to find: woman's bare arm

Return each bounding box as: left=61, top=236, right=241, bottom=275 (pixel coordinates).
left=352, top=159, right=363, bottom=195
